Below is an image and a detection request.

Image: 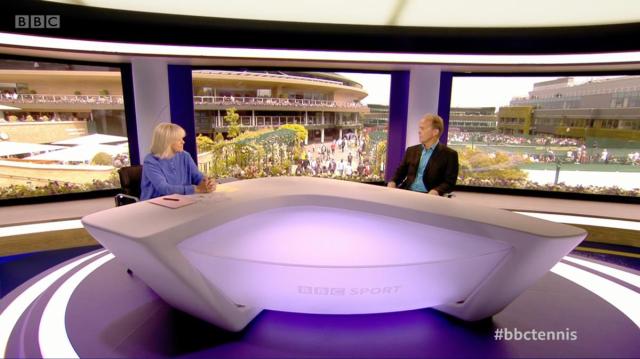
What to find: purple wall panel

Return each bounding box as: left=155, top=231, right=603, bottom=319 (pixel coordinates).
left=385, top=71, right=410, bottom=182
left=438, top=72, right=453, bottom=145
left=167, top=65, right=197, bottom=162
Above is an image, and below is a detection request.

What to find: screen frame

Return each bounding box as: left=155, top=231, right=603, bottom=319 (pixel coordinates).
left=0, top=54, right=137, bottom=205
left=448, top=70, right=640, bottom=204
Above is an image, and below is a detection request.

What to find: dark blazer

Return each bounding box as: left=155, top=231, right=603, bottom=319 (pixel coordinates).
left=391, top=143, right=459, bottom=195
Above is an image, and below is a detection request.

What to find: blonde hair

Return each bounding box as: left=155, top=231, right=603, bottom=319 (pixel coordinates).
left=150, top=122, right=186, bottom=158
left=422, top=113, right=444, bottom=134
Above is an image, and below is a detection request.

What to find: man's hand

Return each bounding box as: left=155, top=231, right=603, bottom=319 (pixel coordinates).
left=427, top=189, right=439, bottom=196
left=387, top=181, right=396, bottom=188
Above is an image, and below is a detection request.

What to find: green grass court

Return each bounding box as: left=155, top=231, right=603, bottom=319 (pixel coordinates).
left=449, top=143, right=640, bottom=172
left=517, top=163, right=640, bottom=172
left=450, top=143, right=639, bottom=157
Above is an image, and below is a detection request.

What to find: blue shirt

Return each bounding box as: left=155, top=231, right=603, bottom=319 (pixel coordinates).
left=140, top=151, right=204, bottom=200
left=409, top=142, right=438, bottom=192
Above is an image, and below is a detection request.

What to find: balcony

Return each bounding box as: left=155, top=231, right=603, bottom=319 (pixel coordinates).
left=194, top=96, right=368, bottom=112
left=1, top=94, right=369, bottom=113
left=1, top=94, right=124, bottom=105
left=196, top=115, right=363, bottom=132
left=0, top=94, right=124, bottom=111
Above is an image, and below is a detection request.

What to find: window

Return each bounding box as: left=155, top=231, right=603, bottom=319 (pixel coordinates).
left=257, top=89, right=271, bottom=97
left=449, top=75, right=640, bottom=198
left=0, top=59, right=129, bottom=200
left=192, top=70, right=390, bottom=183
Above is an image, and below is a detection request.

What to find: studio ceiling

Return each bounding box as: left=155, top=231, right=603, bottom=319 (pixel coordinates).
left=47, top=0, right=640, bottom=28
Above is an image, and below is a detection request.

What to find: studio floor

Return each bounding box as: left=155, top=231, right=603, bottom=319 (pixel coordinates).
left=0, top=192, right=638, bottom=358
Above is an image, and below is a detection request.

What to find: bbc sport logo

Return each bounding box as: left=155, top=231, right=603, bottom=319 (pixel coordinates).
left=15, top=15, right=60, bottom=29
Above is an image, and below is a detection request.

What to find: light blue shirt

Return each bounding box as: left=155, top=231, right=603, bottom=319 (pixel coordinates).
left=140, top=151, right=204, bottom=200
left=409, top=142, right=438, bottom=192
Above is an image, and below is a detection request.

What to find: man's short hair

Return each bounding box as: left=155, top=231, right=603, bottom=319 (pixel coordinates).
left=422, top=114, right=444, bottom=134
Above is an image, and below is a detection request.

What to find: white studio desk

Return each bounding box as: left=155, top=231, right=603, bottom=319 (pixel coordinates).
left=82, top=177, right=587, bottom=331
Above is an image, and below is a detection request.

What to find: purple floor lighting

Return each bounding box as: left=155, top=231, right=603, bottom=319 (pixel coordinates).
left=1, top=248, right=639, bottom=358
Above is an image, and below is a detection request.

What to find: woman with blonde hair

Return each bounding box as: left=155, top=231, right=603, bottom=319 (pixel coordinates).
left=140, top=122, right=215, bottom=200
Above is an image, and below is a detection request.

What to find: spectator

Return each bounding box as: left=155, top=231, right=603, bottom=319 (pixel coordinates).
left=336, top=159, right=344, bottom=177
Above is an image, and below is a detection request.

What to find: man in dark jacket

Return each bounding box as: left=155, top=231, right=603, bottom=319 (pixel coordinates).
left=388, top=114, right=459, bottom=196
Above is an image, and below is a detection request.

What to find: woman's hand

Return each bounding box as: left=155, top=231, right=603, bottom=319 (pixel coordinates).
left=207, top=178, right=217, bottom=192
left=195, top=177, right=217, bottom=193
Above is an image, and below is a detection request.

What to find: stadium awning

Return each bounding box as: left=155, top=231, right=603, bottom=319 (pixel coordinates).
left=26, top=143, right=127, bottom=162
left=0, top=104, right=22, bottom=111
left=0, top=141, right=65, bottom=157
left=52, top=134, right=128, bottom=145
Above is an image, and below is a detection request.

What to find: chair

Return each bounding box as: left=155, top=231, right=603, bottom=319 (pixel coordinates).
left=115, top=165, right=143, bottom=207
left=114, top=165, right=143, bottom=276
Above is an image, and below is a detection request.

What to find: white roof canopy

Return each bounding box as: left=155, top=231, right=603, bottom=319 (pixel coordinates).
left=0, top=141, right=65, bottom=157
left=52, top=134, right=128, bottom=145
left=0, top=104, right=22, bottom=111
left=26, top=143, right=127, bottom=162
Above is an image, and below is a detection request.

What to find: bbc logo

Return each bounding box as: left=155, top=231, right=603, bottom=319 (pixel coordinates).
left=15, top=15, right=60, bottom=29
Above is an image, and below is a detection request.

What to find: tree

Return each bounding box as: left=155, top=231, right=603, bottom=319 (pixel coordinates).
left=278, top=124, right=307, bottom=144
left=91, top=152, right=113, bottom=166
left=373, top=140, right=387, bottom=176
left=225, top=107, right=241, bottom=139
left=196, top=134, right=214, bottom=152
left=458, top=149, right=528, bottom=181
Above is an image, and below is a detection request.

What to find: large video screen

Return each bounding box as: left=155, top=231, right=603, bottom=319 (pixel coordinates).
left=0, top=59, right=129, bottom=200
left=449, top=75, right=640, bottom=197
left=191, top=70, right=391, bottom=183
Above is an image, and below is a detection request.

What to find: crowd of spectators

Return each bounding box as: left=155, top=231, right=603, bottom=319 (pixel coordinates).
left=1, top=112, right=84, bottom=122
left=450, top=131, right=640, bottom=165
left=292, top=135, right=373, bottom=178
left=449, top=132, right=581, bottom=146
left=459, top=177, right=639, bottom=196
left=2, top=90, right=18, bottom=100
left=1, top=91, right=123, bottom=105
left=524, top=146, right=640, bottom=165
left=112, top=153, right=130, bottom=168
left=244, top=133, right=385, bottom=182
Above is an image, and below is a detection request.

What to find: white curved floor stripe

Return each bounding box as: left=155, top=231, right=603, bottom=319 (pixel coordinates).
left=564, top=256, right=640, bottom=289
left=0, top=250, right=106, bottom=358
left=0, top=220, right=83, bottom=238
left=551, top=262, right=640, bottom=328
left=38, top=253, right=114, bottom=359
left=3, top=246, right=639, bottom=358
left=516, top=212, right=640, bottom=231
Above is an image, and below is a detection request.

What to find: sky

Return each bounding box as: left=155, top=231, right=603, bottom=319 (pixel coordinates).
left=336, top=72, right=391, bottom=106
left=451, top=76, right=619, bottom=108
left=450, top=76, right=557, bottom=108
left=337, top=73, right=617, bottom=109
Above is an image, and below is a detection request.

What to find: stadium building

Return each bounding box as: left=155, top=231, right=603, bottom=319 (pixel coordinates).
left=499, top=76, right=640, bottom=140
